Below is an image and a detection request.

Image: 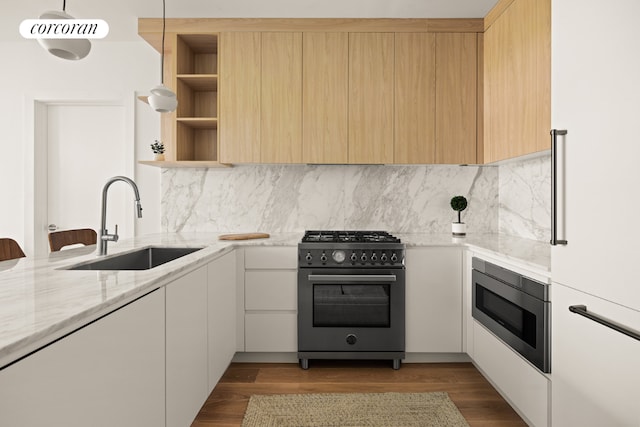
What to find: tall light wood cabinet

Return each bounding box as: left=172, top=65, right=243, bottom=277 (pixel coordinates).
left=261, top=32, right=303, bottom=163
left=394, top=33, right=437, bottom=164
left=349, top=33, right=395, bottom=164
left=483, top=0, right=550, bottom=163
left=219, top=32, right=261, bottom=163
left=435, top=33, right=478, bottom=164
left=302, top=32, right=349, bottom=164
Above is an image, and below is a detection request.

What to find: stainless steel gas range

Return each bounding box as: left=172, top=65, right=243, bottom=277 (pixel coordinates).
left=297, top=230, right=406, bottom=369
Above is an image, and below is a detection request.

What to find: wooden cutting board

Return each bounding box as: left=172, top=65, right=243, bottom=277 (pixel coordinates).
left=218, top=233, right=270, bottom=241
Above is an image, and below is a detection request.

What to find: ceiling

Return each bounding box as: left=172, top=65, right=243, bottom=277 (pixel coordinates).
left=3, top=0, right=498, bottom=42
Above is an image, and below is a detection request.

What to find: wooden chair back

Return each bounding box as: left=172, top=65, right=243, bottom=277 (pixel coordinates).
left=0, top=238, right=26, bottom=261
left=48, top=228, right=97, bottom=252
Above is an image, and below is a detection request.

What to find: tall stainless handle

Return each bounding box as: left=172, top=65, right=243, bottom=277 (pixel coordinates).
left=551, top=129, right=568, bottom=246
left=569, top=305, right=640, bottom=342
left=308, top=274, right=396, bottom=283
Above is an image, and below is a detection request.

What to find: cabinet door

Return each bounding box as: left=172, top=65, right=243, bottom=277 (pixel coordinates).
left=0, top=290, right=165, bottom=427
left=208, top=252, right=237, bottom=389
left=261, top=32, right=303, bottom=163
left=349, top=33, right=394, bottom=164
left=394, top=33, right=436, bottom=164
left=219, top=32, right=261, bottom=163
left=405, top=247, right=462, bottom=352
left=551, top=0, right=640, bottom=310
left=166, top=267, right=209, bottom=427
left=484, top=0, right=550, bottom=163
left=435, top=33, right=477, bottom=164
left=302, top=32, right=349, bottom=163
left=552, top=283, right=640, bottom=426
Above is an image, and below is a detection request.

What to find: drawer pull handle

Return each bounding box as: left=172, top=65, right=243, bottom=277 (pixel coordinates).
left=569, top=305, right=640, bottom=341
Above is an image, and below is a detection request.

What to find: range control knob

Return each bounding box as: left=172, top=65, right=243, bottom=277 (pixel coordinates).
left=350, top=252, right=358, bottom=262
left=370, top=252, right=377, bottom=262
left=346, top=334, right=358, bottom=345
left=390, top=252, right=398, bottom=263
left=332, top=250, right=346, bottom=263
left=360, top=253, right=367, bottom=262
left=305, top=252, right=313, bottom=262
left=320, top=252, right=328, bottom=262
left=380, top=253, right=388, bottom=263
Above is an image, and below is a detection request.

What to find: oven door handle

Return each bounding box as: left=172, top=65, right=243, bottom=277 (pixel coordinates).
left=307, top=274, right=396, bottom=283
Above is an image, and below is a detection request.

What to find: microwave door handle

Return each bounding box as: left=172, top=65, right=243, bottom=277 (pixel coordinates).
left=308, top=274, right=397, bottom=283
left=550, top=129, right=568, bottom=246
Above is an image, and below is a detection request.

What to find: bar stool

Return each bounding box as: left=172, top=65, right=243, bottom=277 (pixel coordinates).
left=0, top=238, right=26, bottom=261
left=48, top=228, right=97, bottom=252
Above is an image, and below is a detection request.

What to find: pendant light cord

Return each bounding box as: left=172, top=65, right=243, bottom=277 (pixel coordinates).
left=160, top=0, right=166, bottom=85
left=62, top=0, right=66, bottom=11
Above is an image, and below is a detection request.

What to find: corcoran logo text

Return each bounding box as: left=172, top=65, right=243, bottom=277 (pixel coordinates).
left=19, top=19, right=109, bottom=39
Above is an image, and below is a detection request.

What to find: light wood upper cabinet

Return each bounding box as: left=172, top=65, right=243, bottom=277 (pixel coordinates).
left=302, top=32, right=349, bottom=164
left=394, top=33, right=436, bottom=164
left=435, top=33, right=478, bottom=164
left=219, top=32, right=261, bottom=163
left=261, top=32, right=303, bottom=163
left=483, top=0, right=550, bottom=163
left=349, top=33, right=395, bottom=164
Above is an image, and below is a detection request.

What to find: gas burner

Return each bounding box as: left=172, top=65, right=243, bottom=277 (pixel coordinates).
left=302, top=230, right=401, bottom=244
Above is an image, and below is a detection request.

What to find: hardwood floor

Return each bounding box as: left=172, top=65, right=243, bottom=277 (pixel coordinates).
left=192, top=361, right=527, bottom=426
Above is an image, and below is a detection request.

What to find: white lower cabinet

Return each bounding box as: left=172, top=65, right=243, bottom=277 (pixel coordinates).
left=243, top=247, right=298, bottom=352
left=405, top=247, right=462, bottom=352
left=552, top=283, right=640, bottom=427
left=474, top=321, right=549, bottom=427
left=208, top=251, right=237, bottom=388
left=166, top=266, right=209, bottom=427
left=0, top=289, right=166, bottom=427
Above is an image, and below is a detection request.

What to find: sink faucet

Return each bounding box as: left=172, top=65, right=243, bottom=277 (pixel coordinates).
left=99, top=176, right=143, bottom=256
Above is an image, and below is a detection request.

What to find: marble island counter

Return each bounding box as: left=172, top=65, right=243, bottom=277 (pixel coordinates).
left=0, top=231, right=549, bottom=370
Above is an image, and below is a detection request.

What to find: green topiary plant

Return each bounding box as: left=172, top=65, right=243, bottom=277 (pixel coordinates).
left=450, top=195, right=468, bottom=224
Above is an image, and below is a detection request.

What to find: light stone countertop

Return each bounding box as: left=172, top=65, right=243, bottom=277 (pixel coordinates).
left=0, top=231, right=549, bottom=369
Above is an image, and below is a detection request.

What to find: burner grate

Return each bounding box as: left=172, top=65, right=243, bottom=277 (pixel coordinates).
left=302, top=230, right=401, bottom=244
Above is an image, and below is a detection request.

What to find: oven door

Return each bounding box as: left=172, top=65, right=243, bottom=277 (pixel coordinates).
left=472, top=269, right=550, bottom=373
left=298, top=268, right=405, bottom=352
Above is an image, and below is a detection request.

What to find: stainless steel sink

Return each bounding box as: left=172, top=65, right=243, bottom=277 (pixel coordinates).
left=67, top=246, right=203, bottom=271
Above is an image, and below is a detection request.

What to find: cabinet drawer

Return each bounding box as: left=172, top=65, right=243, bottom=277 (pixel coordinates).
left=245, top=271, right=297, bottom=310
left=244, top=247, right=297, bottom=269
left=474, top=321, right=549, bottom=427
left=245, top=313, right=297, bottom=352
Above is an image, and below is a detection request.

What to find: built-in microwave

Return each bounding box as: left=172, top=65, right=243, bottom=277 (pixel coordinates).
left=472, top=257, right=550, bottom=373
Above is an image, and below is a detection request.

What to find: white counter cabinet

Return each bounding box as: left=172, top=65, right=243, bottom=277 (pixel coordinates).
left=166, top=266, right=209, bottom=427
left=552, top=283, right=640, bottom=426
left=0, top=289, right=166, bottom=427
left=243, top=247, right=298, bottom=352
left=405, top=247, right=463, bottom=353
left=208, top=250, right=237, bottom=388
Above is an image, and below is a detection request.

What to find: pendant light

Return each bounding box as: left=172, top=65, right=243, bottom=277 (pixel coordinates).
left=37, top=0, right=91, bottom=60
left=148, top=0, right=177, bottom=113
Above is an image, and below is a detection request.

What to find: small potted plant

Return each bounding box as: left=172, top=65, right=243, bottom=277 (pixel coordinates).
left=151, top=140, right=165, bottom=161
left=450, top=195, right=468, bottom=236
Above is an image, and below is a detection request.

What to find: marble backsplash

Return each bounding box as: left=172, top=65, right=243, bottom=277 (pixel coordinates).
left=161, top=164, right=499, bottom=234
left=160, top=155, right=551, bottom=241
left=498, top=153, right=551, bottom=242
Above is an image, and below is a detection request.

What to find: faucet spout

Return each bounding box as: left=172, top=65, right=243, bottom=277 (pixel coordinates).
left=99, top=176, right=143, bottom=256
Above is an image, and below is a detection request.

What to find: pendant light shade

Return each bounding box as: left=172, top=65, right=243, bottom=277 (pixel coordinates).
left=149, top=0, right=177, bottom=113
left=148, top=89, right=177, bottom=113
left=37, top=9, right=91, bottom=60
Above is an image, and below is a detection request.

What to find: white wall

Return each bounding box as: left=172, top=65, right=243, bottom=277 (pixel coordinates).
left=0, top=39, right=161, bottom=254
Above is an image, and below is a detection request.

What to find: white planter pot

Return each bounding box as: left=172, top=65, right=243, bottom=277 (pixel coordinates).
left=452, top=222, right=466, bottom=236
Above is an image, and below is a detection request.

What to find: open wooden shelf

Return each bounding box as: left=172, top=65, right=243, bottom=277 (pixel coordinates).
left=139, top=160, right=231, bottom=168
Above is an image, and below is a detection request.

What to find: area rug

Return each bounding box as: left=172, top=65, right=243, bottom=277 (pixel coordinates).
left=241, top=392, right=470, bottom=426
